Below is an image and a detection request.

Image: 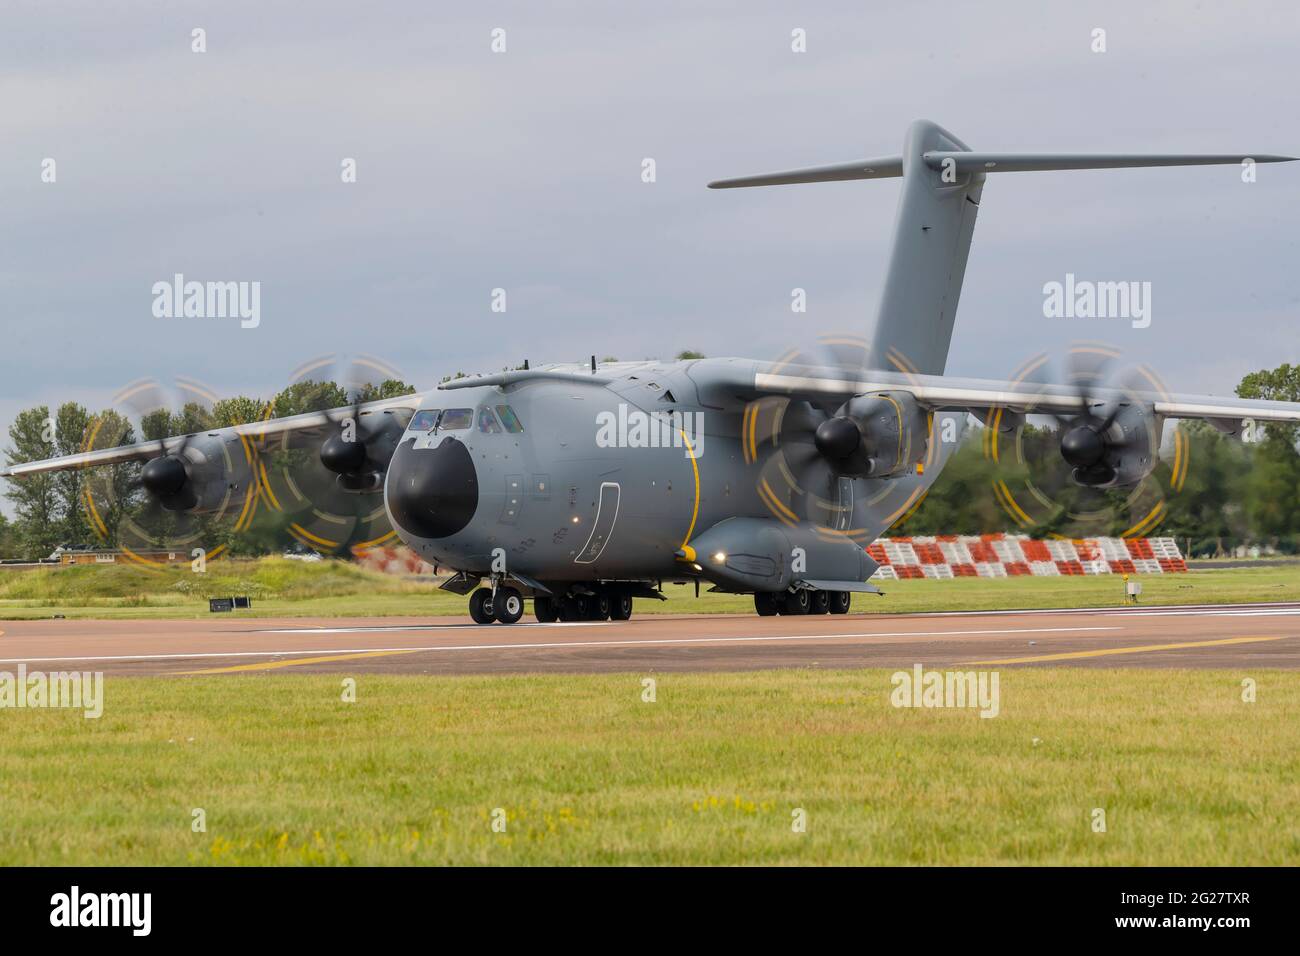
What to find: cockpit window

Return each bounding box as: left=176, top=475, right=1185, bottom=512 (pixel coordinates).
left=495, top=405, right=524, bottom=433
left=438, top=408, right=474, bottom=431
left=409, top=409, right=440, bottom=431
left=477, top=406, right=502, bottom=433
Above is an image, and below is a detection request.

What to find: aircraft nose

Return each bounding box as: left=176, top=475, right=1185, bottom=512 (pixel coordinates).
left=386, top=436, right=479, bottom=539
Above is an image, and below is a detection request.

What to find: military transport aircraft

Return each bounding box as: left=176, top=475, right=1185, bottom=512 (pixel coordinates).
left=6, top=120, right=1300, bottom=623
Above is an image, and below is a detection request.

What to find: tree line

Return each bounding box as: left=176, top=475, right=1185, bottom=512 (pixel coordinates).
left=3, top=366, right=1297, bottom=560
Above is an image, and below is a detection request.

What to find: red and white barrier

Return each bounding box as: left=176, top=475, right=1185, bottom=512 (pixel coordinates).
left=353, top=545, right=435, bottom=576
left=867, top=534, right=1187, bottom=581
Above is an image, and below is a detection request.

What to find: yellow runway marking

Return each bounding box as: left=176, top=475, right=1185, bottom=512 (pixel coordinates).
left=180, top=648, right=422, bottom=675
left=966, top=635, right=1284, bottom=666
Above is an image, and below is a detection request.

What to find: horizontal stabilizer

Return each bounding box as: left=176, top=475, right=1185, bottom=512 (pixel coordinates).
left=923, top=151, right=1298, bottom=174
left=707, top=155, right=902, bottom=189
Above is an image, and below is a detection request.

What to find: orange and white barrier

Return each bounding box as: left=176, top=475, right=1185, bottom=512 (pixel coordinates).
left=867, top=534, right=1186, bottom=581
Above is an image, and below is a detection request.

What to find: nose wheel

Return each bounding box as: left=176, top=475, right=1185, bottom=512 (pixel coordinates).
left=469, top=586, right=524, bottom=624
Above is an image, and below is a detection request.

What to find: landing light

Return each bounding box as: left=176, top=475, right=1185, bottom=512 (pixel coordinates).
left=712, top=551, right=726, bottom=563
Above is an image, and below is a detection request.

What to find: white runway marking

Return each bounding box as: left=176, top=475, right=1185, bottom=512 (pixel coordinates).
left=1126, top=607, right=1300, bottom=618
left=0, top=626, right=1121, bottom=666
left=255, top=620, right=610, bottom=634
left=876, top=601, right=1300, bottom=619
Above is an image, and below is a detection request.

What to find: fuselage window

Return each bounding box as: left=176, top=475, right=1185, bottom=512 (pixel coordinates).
left=409, top=409, right=441, bottom=431
left=495, top=405, right=525, bottom=433
left=477, top=406, right=503, bottom=433
left=439, top=408, right=474, bottom=431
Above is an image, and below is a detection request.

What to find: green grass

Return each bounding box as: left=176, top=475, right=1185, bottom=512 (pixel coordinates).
left=1, top=557, right=1298, bottom=619
left=0, top=669, right=1295, bottom=865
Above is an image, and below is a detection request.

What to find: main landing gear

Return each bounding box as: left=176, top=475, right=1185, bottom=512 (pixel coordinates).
left=754, top=589, right=852, bottom=616
left=533, top=588, right=634, bottom=623
left=469, top=586, right=524, bottom=625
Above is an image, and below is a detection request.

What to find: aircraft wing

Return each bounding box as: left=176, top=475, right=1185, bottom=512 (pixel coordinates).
left=1, top=393, right=422, bottom=478
left=727, top=363, right=1300, bottom=430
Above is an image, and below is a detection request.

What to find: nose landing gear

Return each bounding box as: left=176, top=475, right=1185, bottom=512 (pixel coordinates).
left=469, top=586, right=524, bottom=624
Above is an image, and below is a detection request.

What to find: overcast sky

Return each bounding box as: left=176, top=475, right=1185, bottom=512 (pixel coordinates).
left=3, top=0, right=1298, bottom=486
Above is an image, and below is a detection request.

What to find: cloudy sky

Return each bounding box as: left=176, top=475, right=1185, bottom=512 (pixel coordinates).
left=3, top=0, right=1298, bottom=471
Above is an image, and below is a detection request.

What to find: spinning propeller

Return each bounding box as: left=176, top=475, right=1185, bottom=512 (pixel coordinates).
left=255, top=354, right=413, bottom=555
left=81, top=376, right=256, bottom=563
left=743, top=337, right=941, bottom=536
left=984, top=343, right=1186, bottom=537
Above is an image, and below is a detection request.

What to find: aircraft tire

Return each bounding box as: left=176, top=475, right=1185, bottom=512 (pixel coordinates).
left=829, top=591, right=852, bottom=614
left=495, top=587, right=524, bottom=624
left=754, top=592, right=780, bottom=616
left=781, top=589, right=811, bottom=615
left=534, top=596, right=558, bottom=623
left=558, top=596, right=584, bottom=622
left=469, top=589, right=496, bottom=624
left=810, top=590, right=831, bottom=614
left=610, top=593, right=633, bottom=620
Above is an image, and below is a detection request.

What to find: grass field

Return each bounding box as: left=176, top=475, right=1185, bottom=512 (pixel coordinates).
left=1, top=557, right=1299, bottom=620
left=0, top=668, right=1295, bottom=865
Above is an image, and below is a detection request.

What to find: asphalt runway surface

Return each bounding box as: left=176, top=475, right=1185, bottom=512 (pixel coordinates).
left=1, top=602, right=1299, bottom=676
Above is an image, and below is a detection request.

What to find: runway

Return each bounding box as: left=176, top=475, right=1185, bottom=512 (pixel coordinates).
left=2, top=602, right=1300, bottom=675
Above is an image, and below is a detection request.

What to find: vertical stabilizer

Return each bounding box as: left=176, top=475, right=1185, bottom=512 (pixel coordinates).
left=869, top=120, right=982, bottom=374
left=708, top=121, right=1295, bottom=375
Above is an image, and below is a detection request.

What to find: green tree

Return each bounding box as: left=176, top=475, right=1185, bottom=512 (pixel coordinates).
left=3, top=406, right=60, bottom=558
left=355, top=379, right=416, bottom=403
left=82, top=409, right=139, bottom=549
left=676, top=350, right=707, bottom=360
left=0, top=512, right=17, bottom=559
left=1236, top=363, right=1300, bottom=548
left=1159, top=422, right=1250, bottom=555
left=272, top=380, right=349, bottom=417
left=211, top=396, right=269, bottom=428
left=172, top=401, right=215, bottom=436
left=52, top=402, right=94, bottom=545
left=139, top=409, right=173, bottom=443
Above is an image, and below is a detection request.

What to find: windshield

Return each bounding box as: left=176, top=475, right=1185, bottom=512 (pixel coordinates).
left=409, top=409, right=440, bottom=431
left=438, top=408, right=473, bottom=431
left=495, top=404, right=525, bottom=433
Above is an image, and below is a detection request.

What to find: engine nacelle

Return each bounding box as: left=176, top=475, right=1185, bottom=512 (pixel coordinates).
left=319, top=409, right=407, bottom=493
left=141, top=435, right=255, bottom=513
left=1062, top=402, right=1160, bottom=488
left=814, top=390, right=930, bottom=478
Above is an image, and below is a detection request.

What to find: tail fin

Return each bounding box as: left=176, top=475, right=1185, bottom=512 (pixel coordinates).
left=709, top=119, right=1296, bottom=375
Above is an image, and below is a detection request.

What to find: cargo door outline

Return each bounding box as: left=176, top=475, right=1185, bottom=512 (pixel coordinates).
left=574, top=481, right=620, bottom=564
